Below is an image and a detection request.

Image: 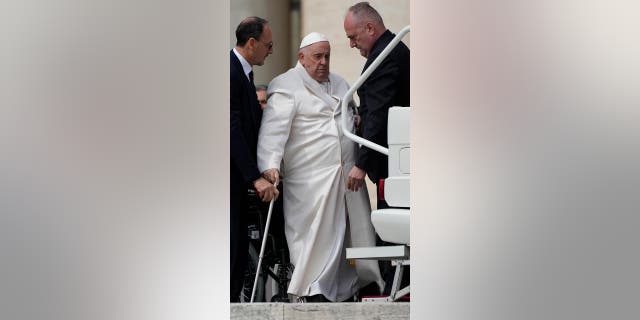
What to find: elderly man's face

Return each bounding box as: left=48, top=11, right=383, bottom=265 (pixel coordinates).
left=299, top=41, right=330, bottom=82
left=343, top=12, right=374, bottom=58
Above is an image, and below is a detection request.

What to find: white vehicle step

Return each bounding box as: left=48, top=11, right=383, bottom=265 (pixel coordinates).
left=346, top=245, right=409, bottom=260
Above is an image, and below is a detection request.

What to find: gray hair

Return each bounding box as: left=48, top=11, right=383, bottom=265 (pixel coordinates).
left=348, top=2, right=384, bottom=26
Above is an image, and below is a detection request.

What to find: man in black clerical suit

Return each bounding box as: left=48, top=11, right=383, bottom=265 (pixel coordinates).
left=343, top=2, right=410, bottom=296
left=343, top=2, right=410, bottom=198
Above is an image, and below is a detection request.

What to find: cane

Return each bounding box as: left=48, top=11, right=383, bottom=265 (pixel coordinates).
left=250, top=182, right=278, bottom=303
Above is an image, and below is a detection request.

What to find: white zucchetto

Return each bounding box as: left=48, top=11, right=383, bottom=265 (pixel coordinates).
left=299, top=32, right=329, bottom=49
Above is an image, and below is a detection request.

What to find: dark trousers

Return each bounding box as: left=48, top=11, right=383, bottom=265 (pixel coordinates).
left=230, top=187, right=249, bottom=302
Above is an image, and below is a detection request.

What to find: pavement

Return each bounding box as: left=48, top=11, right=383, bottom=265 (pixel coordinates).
left=230, top=302, right=410, bottom=320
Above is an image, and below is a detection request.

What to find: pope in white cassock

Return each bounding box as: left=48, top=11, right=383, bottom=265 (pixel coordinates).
left=257, top=32, right=383, bottom=302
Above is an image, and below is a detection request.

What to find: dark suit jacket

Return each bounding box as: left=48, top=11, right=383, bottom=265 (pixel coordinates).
left=356, top=30, right=410, bottom=183
left=229, top=50, right=263, bottom=301
left=230, top=50, right=262, bottom=192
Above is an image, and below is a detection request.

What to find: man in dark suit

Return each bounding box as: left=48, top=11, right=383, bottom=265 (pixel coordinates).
left=343, top=2, right=410, bottom=205
left=230, top=16, right=278, bottom=302
left=343, top=2, right=410, bottom=296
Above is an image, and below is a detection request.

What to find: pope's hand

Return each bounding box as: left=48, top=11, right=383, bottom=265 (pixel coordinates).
left=262, top=168, right=280, bottom=186
left=253, top=177, right=279, bottom=202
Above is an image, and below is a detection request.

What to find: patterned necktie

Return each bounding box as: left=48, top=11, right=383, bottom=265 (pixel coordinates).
left=248, top=70, right=254, bottom=86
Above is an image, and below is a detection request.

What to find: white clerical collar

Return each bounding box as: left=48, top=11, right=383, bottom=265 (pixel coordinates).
left=232, top=48, right=252, bottom=81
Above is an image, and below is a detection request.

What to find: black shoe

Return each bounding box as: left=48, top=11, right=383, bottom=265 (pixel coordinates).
left=305, top=294, right=329, bottom=302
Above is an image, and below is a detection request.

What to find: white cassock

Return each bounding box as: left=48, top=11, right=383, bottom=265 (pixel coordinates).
left=258, top=63, right=383, bottom=301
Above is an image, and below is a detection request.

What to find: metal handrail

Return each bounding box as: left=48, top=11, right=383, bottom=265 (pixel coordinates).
left=341, top=25, right=410, bottom=156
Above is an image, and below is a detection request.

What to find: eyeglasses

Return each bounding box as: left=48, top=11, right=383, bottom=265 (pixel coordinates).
left=254, top=38, right=273, bottom=50
left=261, top=41, right=273, bottom=50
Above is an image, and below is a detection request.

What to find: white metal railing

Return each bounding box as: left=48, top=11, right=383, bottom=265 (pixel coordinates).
left=341, top=25, right=410, bottom=155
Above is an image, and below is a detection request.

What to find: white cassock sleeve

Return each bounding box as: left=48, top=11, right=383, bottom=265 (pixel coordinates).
left=257, top=90, right=296, bottom=173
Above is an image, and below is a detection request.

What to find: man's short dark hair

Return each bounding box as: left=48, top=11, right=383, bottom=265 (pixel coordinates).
left=235, top=16, right=269, bottom=47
